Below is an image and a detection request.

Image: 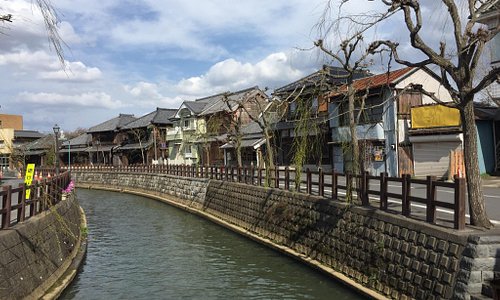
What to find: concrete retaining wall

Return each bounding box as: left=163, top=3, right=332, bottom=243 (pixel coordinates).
left=0, top=194, right=84, bottom=300
left=74, top=171, right=500, bottom=299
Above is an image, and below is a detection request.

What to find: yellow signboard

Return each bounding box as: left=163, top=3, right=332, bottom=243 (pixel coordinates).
left=24, top=164, right=35, bottom=199
left=411, top=105, right=460, bottom=129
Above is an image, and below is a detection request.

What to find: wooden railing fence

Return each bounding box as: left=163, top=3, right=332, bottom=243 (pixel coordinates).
left=0, top=171, right=71, bottom=229
left=70, top=164, right=467, bottom=230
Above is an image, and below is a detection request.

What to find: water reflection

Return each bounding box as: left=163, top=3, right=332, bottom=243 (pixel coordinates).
left=61, top=189, right=365, bottom=299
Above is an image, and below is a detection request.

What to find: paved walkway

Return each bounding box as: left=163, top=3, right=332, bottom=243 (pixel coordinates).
left=482, top=176, right=500, bottom=188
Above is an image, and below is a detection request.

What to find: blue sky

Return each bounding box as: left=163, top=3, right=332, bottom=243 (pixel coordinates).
left=0, top=0, right=495, bottom=133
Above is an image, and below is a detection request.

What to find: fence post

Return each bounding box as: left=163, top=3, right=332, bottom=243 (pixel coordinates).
left=2, top=186, right=12, bottom=229
left=243, top=166, right=247, bottom=184
left=402, top=174, right=411, bottom=216
left=361, top=171, right=369, bottom=206
left=275, top=167, right=280, bottom=189
left=426, top=176, right=436, bottom=224
left=454, top=175, right=466, bottom=230
left=380, top=173, right=388, bottom=210
left=306, top=168, right=312, bottom=194
left=319, top=169, right=324, bottom=197
left=332, top=172, right=338, bottom=200
left=236, top=167, right=241, bottom=183
left=250, top=166, right=254, bottom=185
left=285, top=167, right=290, bottom=191
left=258, top=168, right=262, bottom=186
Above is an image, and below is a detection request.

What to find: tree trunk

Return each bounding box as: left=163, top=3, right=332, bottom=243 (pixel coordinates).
left=347, top=83, right=360, bottom=203
left=264, top=129, right=274, bottom=168
left=461, top=100, right=492, bottom=228
left=236, top=139, right=242, bottom=167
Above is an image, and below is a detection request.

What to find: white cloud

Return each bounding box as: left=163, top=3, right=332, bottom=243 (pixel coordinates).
left=17, top=91, right=123, bottom=109
left=0, top=49, right=101, bottom=81
left=39, top=61, right=102, bottom=81
left=123, top=81, right=188, bottom=109
left=176, top=51, right=312, bottom=96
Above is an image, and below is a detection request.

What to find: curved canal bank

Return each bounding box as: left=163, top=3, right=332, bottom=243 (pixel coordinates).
left=74, top=171, right=500, bottom=299
left=0, top=193, right=86, bottom=300
left=62, top=189, right=364, bottom=299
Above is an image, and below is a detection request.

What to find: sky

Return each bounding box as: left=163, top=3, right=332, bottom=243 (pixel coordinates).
left=0, top=0, right=494, bottom=133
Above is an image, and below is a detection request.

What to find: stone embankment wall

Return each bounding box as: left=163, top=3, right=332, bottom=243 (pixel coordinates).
left=74, top=171, right=500, bottom=299
left=0, top=195, right=84, bottom=300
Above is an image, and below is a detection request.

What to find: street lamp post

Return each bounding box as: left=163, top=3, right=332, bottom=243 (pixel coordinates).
left=53, top=124, right=60, bottom=176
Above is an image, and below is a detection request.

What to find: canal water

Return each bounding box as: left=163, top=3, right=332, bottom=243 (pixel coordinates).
left=61, top=189, right=365, bottom=299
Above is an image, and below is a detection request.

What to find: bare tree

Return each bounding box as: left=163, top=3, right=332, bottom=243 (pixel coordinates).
left=239, top=90, right=283, bottom=185
left=359, top=0, right=500, bottom=228
left=64, top=127, right=88, bottom=140
left=314, top=5, right=394, bottom=201
left=130, top=128, right=146, bottom=164
left=222, top=94, right=245, bottom=167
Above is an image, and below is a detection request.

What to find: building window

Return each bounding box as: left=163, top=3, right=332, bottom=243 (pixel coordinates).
left=0, top=155, right=8, bottom=168
left=312, top=97, right=318, bottom=109
left=183, top=119, right=192, bottom=129
left=184, top=144, right=192, bottom=154
left=288, top=102, right=297, bottom=119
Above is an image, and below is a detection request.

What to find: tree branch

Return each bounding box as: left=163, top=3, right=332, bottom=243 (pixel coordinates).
left=470, top=68, right=500, bottom=95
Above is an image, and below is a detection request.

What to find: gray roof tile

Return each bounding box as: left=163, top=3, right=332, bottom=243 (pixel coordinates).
left=88, top=114, right=136, bottom=133
left=199, top=86, right=264, bottom=116
left=62, top=133, right=91, bottom=147
left=14, top=130, right=44, bottom=139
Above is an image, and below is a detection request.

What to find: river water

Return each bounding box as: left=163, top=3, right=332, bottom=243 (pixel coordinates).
left=61, top=189, right=365, bottom=299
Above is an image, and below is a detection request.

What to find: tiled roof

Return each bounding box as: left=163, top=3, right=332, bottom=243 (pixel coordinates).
left=121, top=111, right=156, bottom=130
left=241, top=121, right=262, bottom=135
left=62, top=133, right=91, bottom=147
left=199, top=86, right=263, bottom=116
left=18, top=134, right=53, bottom=151
left=88, top=114, right=136, bottom=133
left=183, top=101, right=210, bottom=115
left=328, top=67, right=415, bottom=97
left=122, top=108, right=178, bottom=130
left=273, top=66, right=370, bottom=96
left=14, top=130, right=43, bottom=139
left=152, top=108, right=177, bottom=125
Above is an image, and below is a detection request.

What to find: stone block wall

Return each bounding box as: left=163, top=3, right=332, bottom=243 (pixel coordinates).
left=0, top=196, right=82, bottom=299
left=204, top=181, right=476, bottom=299
left=75, top=171, right=208, bottom=207
left=74, top=171, right=500, bottom=299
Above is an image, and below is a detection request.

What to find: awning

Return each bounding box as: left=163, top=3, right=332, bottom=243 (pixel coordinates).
left=220, top=138, right=266, bottom=150
left=85, top=145, right=116, bottom=152
left=115, top=140, right=153, bottom=151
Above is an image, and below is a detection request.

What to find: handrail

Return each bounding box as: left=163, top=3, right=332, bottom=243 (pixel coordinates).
left=69, top=164, right=467, bottom=230
left=1, top=170, right=72, bottom=230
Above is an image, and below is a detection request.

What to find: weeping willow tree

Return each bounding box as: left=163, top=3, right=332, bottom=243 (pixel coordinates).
left=312, top=1, right=397, bottom=202
left=1, top=0, right=66, bottom=66
left=289, top=76, right=329, bottom=191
